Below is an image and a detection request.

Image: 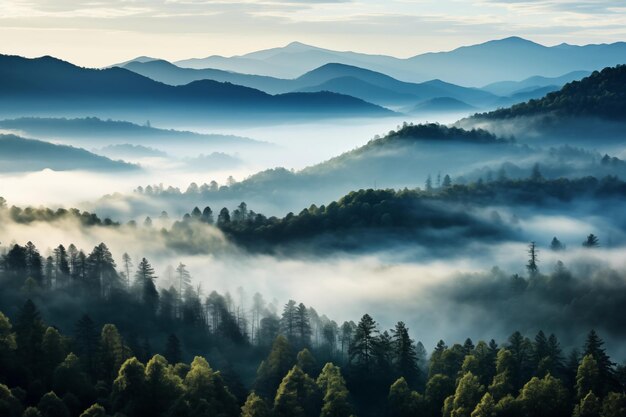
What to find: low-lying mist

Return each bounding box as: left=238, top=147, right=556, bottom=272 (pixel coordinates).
left=2, top=205, right=626, bottom=360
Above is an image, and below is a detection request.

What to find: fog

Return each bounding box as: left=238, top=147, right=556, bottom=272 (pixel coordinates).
left=2, top=191, right=626, bottom=359
left=2, top=110, right=626, bottom=363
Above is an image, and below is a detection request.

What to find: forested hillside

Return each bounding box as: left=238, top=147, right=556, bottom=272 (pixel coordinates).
left=476, top=65, right=626, bottom=121
left=0, top=239, right=625, bottom=417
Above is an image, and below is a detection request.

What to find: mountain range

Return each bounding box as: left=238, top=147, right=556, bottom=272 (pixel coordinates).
left=0, top=54, right=392, bottom=122
left=121, top=60, right=497, bottom=108
left=171, top=37, right=626, bottom=86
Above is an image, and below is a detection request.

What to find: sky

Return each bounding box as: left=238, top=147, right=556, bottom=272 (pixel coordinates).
left=1, top=0, right=625, bottom=67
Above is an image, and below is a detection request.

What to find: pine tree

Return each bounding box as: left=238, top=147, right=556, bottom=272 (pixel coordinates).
left=527, top=242, right=539, bottom=276
left=392, top=322, right=419, bottom=385
left=295, top=303, right=312, bottom=348
left=135, top=258, right=159, bottom=314
left=582, top=234, right=600, bottom=248
left=583, top=330, right=614, bottom=394
left=349, top=314, right=378, bottom=371
left=317, top=363, right=353, bottom=417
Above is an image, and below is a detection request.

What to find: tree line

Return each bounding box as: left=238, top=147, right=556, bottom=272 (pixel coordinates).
left=1, top=240, right=626, bottom=417
left=0, top=301, right=625, bottom=417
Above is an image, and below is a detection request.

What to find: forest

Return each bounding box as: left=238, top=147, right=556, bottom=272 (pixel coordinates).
left=0, top=237, right=625, bottom=417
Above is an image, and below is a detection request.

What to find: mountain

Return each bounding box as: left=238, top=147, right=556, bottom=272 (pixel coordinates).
left=0, top=54, right=392, bottom=122
left=122, top=59, right=287, bottom=93
left=476, top=65, right=626, bottom=121
left=0, top=134, right=137, bottom=172
left=172, top=38, right=626, bottom=87
left=482, top=70, right=591, bottom=96
left=175, top=41, right=413, bottom=80
left=109, top=56, right=159, bottom=68
left=122, top=60, right=498, bottom=107
left=409, top=97, right=476, bottom=114
left=457, top=65, right=626, bottom=144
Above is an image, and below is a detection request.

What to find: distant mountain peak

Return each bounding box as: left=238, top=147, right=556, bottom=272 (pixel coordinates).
left=285, top=41, right=316, bottom=50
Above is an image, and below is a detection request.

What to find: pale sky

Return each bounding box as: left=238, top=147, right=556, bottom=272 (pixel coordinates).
left=1, top=0, right=625, bottom=67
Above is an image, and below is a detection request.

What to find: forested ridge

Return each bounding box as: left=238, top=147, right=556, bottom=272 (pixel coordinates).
left=1, top=238, right=626, bottom=417
left=476, top=65, right=626, bottom=121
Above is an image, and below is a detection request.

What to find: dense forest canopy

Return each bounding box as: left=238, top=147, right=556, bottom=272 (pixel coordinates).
left=1, top=236, right=626, bottom=417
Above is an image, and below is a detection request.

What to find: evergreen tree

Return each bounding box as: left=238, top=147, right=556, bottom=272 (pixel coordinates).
left=582, top=234, right=600, bottom=248
left=583, top=330, right=614, bottom=393
left=576, top=355, right=600, bottom=399
left=241, top=392, right=270, bottom=417
left=184, top=356, right=238, bottom=417
left=296, top=349, right=316, bottom=377
left=488, top=349, right=515, bottom=401
left=111, top=357, right=147, bottom=416
left=99, top=324, right=130, bottom=383
left=135, top=258, right=159, bottom=314
left=388, top=377, right=423, bottom=417
left=517, top=374, right=568, bottom=417
left=280, top=300, right=298, bottom=344
left=550, top=237, right=565, bottom=251
left=255, top=335, right=294, bottom=400
left=86, top=243, right=117, bottom=298
left=526, top=242, right=539, bottom=276
left=317, top=363, right=352, bottom=417
left=121, top=253, right=132, bottom=289
left=442, top=372, right=484, bottom=417
left=349, top=314, right=378, bottom=371
left=295, top=303, right=312, bottom=349
left=471, top=392, right=496, bottom=417
left=201, top=207, right=214, bottom=224
left=391, top=322, right=419, bottom=385
left=273, top=365, right=320, bottom=417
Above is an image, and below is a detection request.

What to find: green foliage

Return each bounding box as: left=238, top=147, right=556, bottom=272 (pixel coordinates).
left=99, top=324, right=131, bottom=383
left=388, top=377, right=423, bottom=417
left=273, top=366, right=320, bottom=417
left=296, top=349, right=316, bottom=377
left=573, top=391, right=601, bottom=417
left=576, top=355, right=600, bottom=399
left=241, top=392, right=270, bottom=417
left=317, top=363, right=353, bottom=417
left=37, top=391, right=69, bottom=417
left=442, top=372, right=484, bottom=417
left=79, top=403, right=107, bottom=417
left=183, top=356, right=239, bottom=417
left=517, top=374, right=568, bottom=417
left=470, top=392, right=496, bottom=417
left=489, top=349, right=515, bottom=400
left=601, top=392, right=626, bottom=417
left=255, top=335, right=294, bottom=400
